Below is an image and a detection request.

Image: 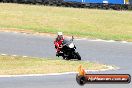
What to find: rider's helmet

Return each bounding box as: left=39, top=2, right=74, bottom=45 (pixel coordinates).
left=56, top=32, right=63, bottom=41
left=57, top=32, right=63, bottom=36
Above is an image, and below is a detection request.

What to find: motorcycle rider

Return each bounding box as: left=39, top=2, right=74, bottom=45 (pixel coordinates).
left=54, top=32, right=64, bottom=56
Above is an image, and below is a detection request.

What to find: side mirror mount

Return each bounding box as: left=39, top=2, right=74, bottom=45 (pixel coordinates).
left=72, top=36, right=74, bottom=41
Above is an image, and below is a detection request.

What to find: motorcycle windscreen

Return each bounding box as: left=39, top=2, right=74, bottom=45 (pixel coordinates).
left=62, top=39, right=72, bottom=45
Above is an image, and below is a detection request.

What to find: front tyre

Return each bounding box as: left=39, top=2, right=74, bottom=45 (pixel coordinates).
left=74, top=52, right=81, bottom=60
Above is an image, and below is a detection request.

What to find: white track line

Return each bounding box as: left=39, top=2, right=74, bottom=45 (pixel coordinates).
left=104, top=40, right=115, bottom=42
left=22, top=56, right=28, bottom=58
left=0, top=54, right=28, bottom=58
left=75, top=38, right=131, bottom=44
left=90, top=39, right=106, bottom=42
left=121, top=41, right=128, bottom=43
left=75, top=38, right=87, bottom=40
left=12, top=55, right=17, bottom=57
left=1, top=54, right=7, bottom=56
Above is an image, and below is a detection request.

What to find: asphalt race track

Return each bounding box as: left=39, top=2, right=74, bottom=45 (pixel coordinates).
left=0, top=32, right=132, bottom=88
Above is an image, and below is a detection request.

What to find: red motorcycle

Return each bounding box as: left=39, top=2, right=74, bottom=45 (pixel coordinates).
left=55, top=36, right=81, bottom=60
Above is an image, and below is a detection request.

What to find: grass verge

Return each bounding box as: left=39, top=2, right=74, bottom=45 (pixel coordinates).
left=0, top=3, right=132, bottom=41
left=0, top=55, right=108, bottom=75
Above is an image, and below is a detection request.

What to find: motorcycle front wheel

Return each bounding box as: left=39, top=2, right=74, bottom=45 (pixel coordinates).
left=74, top=52, right=81, bottom=60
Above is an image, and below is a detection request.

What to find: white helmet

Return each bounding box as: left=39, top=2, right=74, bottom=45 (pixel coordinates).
left=57, top=32, right=63, bottom=36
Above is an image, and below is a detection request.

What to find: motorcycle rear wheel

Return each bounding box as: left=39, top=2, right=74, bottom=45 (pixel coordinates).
left=62, top=55, right=70, bottom=60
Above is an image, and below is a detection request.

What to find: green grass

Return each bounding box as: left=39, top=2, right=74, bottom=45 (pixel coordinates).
left=0, top=3, right=132, bottom=41
left=0, top=55, right=108, bottom=75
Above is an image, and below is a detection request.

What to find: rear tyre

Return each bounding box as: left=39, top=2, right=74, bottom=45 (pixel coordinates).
left=62, top=54, right=70, bottom=60
left=63, top=57, right=70, bottom=60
